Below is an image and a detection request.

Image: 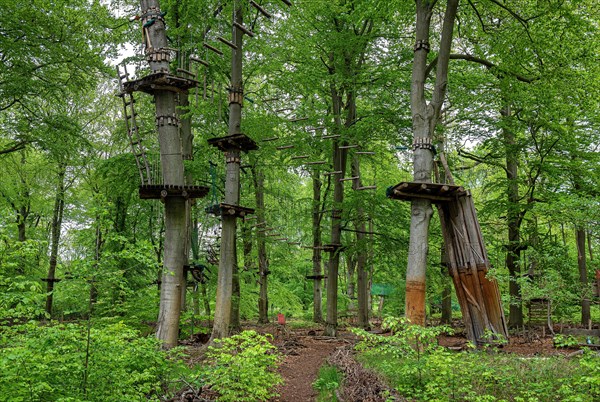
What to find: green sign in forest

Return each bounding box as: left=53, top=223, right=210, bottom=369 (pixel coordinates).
left=371, top=283, right=395, bottom=296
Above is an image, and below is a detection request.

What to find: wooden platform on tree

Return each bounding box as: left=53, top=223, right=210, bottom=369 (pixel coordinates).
left=207, top=203, right=255, bottom=218
left=321, top=243, right=344, bottom=252
left=139, top=184, right=209, bottom=200
left=207, top=133, right=258, bottom=152
left=306, top=275, right=327, bottom=280
left=386, top=181, right=467, bottom=203
left=121, top=72, right=198, bottom=95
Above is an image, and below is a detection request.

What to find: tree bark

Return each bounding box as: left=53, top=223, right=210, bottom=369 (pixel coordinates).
left=230, top=247, right=241, bottom=333
left=210, top=2, right=244, bottom=341
left=324, top=86, right=349, bottom=337
left=346, top=255, right=356, bottom=310
left=576, top=227, right=591, bottom=326
left=180, top=91, right=194, bottom=313
left=311, top=171, right=323, bottom=323
left=45, top=163, right=66, bottom=317
left=252, top=167, right=269, bottom=324
left=141, top=0, right=187, bottom=348
left=351, top=156, right=369, bottom=328
left=406, top=0, right=459, bottom=326
left=502, top=105, right=523, bottom=328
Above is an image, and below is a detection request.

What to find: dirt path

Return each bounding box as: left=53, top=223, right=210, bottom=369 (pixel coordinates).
left=274, top=334, right=348, bottom=402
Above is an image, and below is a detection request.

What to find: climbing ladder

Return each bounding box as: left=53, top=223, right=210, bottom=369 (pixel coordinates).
left=117, top=65, right=152, bottom=185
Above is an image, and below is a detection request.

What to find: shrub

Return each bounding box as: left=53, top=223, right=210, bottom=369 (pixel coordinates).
left=0, top=321, right=184, bottom=401
left=353, top=316, right=600, bottom=401
left=313, top=364, right=343, bottom=402
left=203, top=330, right=282, bottom=401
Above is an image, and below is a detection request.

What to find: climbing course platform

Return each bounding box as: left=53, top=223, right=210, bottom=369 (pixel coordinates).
left=121, top=72, right=199, bottom=95
left=387, top=181, right=467, bottom=203
left=139, top=184, right=209, bottom=200
left=388, top=181, right=508, bottom=344
left=207, top=133, right=258, bottom=152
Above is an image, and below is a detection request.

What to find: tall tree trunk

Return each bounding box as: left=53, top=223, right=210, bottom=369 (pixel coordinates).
left=502, top=105, right=523, bottom=328
left=324, top=87, right=349, bottom=337
left=252, top=167, right=269, bottom=324
left=576, top=227, right=591, bottom=326
left=89, top=214, right=102, bottom=310
left=406, top=0, right=458, bottom=325
left=141, top=0, right=187, bottom=348
left=45, top=163, right=66, bottom=317
left=346, top=255, right=356, bottom=310
left=210, top=2, right=244, bottom=341
left=351, top=156, right=369, bottom=328
left=190, top=216, right=200, bottom=316
left=15, top=151, right=30, bottom=274
left=440, top=244, right=452, bottom=325
left=230, top=248, right=241, bottom=333
left=311, top=172, right=323, bottom=323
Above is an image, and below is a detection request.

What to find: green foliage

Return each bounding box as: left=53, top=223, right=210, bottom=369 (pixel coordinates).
left=0, top=321, right=184, bottom=402
left=203, top=330, right=283, bottom=402
left=553, top=334, right=580, bottom=348
left=353, top=317, right=600, bottom=401
left=0, top=276, right=47, bottom=322
left=313, top=364, right=343, bottom=402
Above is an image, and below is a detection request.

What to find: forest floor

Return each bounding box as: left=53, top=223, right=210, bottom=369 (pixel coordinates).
left=177, top=321, right=590, bottom=401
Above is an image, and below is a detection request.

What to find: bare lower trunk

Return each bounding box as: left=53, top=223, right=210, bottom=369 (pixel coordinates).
left=346, top=255, right=356, bottom=309
left=576, top=228, right=591, bottom=325
left=253, top=168, right=269, bottom=324
left=312, top=173, right=323, bottom=323
left=503, top=105, right=523, bottom=328
left=440, top=277, right=452, bottom=324
left=324, top=134, right=348, bottom=337
left=230, top=245, right=241, bottom=333
left=46, top=164, right=66, bottom=317
left=352, top=157, right=369, bottom=328
left=180, top=91, right=194, bottom=313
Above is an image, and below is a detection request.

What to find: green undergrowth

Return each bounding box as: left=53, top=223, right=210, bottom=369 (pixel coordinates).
left=313, top=364, right=343, bottom=402
left=353, top=316, right=600, bottom=402
left=200, top=330, right=283, bottom=402
left=0, top=321, right=186, bottom=402
left=0, top=324, right=283, bottom=402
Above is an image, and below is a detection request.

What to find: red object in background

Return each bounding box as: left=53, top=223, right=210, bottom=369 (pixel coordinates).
left=595, top=270, right=600, bottom=280
left=277, top=313, right=286, bottom=325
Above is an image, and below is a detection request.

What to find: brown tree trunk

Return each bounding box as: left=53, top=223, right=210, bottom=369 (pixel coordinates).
left=502, top=105, right=523, bottom=328
left=311, top=172, right=323, bottom=323
left=89, top=214, right=103, bottom=310
left=252, top=167, right=269, bottom=324
left=45, top=163, right=66, bottom=317
left=576, top=228, right=591, bottom=326
left=180, top=91, right=194, bottom=313
left=351, top=156, right=369, bottom=328
left=346, top=255, right=356, bottom=310
left=440, top=243, right=452, bottom=325
left=324, top=86, right=349, bottom=337
left=230, top=248, right=241, bottom=333
left=406, top=0, right=458, bottom=326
